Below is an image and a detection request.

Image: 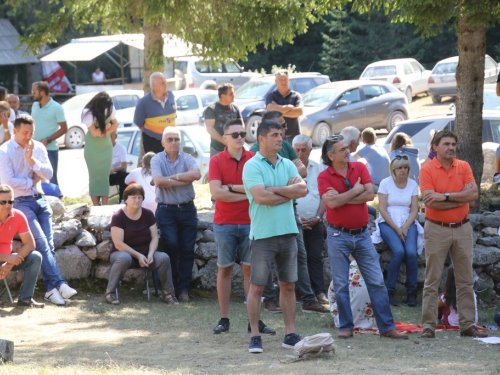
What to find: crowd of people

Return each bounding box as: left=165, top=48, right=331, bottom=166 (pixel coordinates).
left=0, top=70, right=496, bottom=355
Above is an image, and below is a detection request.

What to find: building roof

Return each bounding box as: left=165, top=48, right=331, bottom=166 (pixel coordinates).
left=0, top=19, right=39, bottom=66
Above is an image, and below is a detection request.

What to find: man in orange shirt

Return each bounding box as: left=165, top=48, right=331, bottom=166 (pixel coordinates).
left=420, top=130, right=486, bottom=339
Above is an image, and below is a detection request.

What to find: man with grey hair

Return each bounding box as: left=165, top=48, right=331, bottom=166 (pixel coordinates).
left=134, top=72, right=177, bottom=153
left=151, top=126, right=201, bottom=303
left=7, top=94, right=29, bottom=117
left=204, top=83, right=243, bottom=158
left=266, top=70, right=303, bottom=143
left=293, top=134, right=328, bottom=303
left=339, top=126, right=361, bottom=162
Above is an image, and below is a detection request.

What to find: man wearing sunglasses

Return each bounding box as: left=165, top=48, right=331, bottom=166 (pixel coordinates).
left=151, top=127, right=201, bottom=303
left=0, top=115, right=77, bottom=305
left=204, top=83, right=243, bottom=159
left=0, top=184, right=44, bottom=307
left=318, top=135, right=407, bottom=340
left=243, top=120, right=308, bottom=353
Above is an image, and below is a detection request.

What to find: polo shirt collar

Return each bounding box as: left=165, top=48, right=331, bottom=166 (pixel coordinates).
left=151, top=90, right=168, bottom=104
left=327, top=162, right=354, bottom=176
left=223, top=147, right=251, bottom=160
left=0, top=210, right=14, bottom=226
left=256, top=151, right=282, bottom=166
left=431, top=157, right=456, bottom=169
left=275, top=89, right=292, bottom=98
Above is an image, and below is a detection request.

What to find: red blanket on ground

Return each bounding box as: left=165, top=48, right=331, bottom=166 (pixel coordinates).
left=349, top=322, right=493, bottom=334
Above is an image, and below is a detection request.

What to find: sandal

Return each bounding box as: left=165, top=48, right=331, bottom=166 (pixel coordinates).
left=105, top=292, right=120, bottom=305
left=160, top=292, right=179, bottom=305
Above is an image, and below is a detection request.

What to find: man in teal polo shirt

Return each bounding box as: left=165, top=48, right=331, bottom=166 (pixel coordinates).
left=31, top=81, right=67, bottom=185
left=243, top=120, right=307, bottom=353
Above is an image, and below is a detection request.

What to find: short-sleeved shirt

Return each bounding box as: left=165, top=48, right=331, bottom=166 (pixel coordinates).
left=243, top=152, right=300, bottom=240
left=250, top=140, right=298, bottom=161
left=81, top=107, right=117, bottom=128
left=265, top=90, right=302, bottom=137
left=111, top=143, right=127, bottom=169
left=390, top=146, right=421, bottom=183
left=133, top=91, right=177, bottom=141
left=209, top=148, right=255, bottom=224
left=296, top=159, right=326, bottom=219
left=420, top=157, right=475, bottom=223
left=110, top=208, right=156, bottom=256
left=32, top=98, right=66, bottom=151
left=378, top=177, right=418, bottom=207
left=203, top=102, right=242, bottom=151
left=318, top=163, right=373, bottom=229
left=355, top=144, right=391, bottom=185
left=151, top=151, right=198, bottom=204
left=0, top=209, right=29, bottom=255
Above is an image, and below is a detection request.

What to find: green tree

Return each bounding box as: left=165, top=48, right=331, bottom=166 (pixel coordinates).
left=344, top=0, right=500, bottom=210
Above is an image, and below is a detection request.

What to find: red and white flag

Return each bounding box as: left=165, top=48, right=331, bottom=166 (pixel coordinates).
left=42, top=60, right=72, bottom=93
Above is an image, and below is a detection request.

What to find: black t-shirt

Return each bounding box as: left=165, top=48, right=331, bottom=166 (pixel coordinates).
left=110, top=208, right=156, bottom=256
left=265, top=89, right=303, bottom=137
left=204, top=102, right=242, bottom=151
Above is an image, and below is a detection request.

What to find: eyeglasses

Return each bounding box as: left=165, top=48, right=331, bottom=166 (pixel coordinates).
left=0, top=200, right=14, bottom=205
left=326, top=135, right=344, bottom=144
left=393, top=155, right=409, bottom=161
left=166, top=137, right=180, bottom=143
left=224, top=132, right=246, bottom=139
left=344, top=178, right=352, bottom=190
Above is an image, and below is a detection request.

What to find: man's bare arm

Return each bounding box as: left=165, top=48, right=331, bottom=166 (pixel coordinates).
left=322, top=177, right=365, bottom=209
left=209, top=180, right=248, bottom=202
left=347, top=183, right=375, bottom=205
left=266, top=102, right=293, bottom=114
left=249, top=184, right=291, bottom=206
left=266, top=177, right=307, bottom=199
left=292, top=158, right=307, bottom=178
left=422, top=182, right=478, bottom=209
left=205, top=119, right=226, bottom=145
left=283, top=106, right=303, bottom=118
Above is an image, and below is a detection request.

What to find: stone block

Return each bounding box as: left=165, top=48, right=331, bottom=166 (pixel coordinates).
left=477, top=236, right=498, bottom=247
left=482, top=227, right=498, bottom=237
left=472, top=245, right=500, bottom=266
left=481, top=212, right=500, bottom=228
left=195, top=242, right=217, bottom=260
left=82, top=247, right=97, bottom=260
left=95, top=261, right=111, bottom=279
left=197, top=212, right=214, bottom=230
left=75, top=230, right=96, bottom=247
left=198, top=258, right=218, bottom=289
left=87, top=205, right=122, bottom=232
left=469, top=214, right=482, bottom=230
left=46, top=196, right=65, bottom=218
left=201, top=229, right=214, bottom=243
left=96, top=240, right=113, bottom=260
left=55, top=245, right=92, bottom=280
left=63, top=203, right=90, bottom=221
left=486, top=261, right=500, bottom=281
left=195, top=230, right=203, bottom=242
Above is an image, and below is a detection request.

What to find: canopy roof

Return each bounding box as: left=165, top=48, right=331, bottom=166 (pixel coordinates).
left=0, top=19, right=39, bottom=66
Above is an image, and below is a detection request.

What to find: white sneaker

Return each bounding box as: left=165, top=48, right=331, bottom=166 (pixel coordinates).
left=59, top=284, right=77, bottom=299
left=44, top=288, right=66, bottom=305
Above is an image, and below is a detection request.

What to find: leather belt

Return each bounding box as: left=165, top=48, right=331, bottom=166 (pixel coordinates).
left=426, top=217, right=469, bottom=228
left=159, top=200, right=194, bottom=208
left=15, top=194, right=44, bottom=200
left=328, top=223, right=367, bottom=235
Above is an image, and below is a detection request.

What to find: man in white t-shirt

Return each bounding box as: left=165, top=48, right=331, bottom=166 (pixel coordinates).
left=108, top=130, right=128, bottom=201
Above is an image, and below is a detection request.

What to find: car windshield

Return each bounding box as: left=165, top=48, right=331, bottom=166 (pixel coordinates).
left=303, top=87, right=341, bottom=107
left=483, top=91, right=500, bottom=110
left=432, top=62, right=457, bottom=75
left=235, top=80, right=274, bottom=99
left=361, top=65, right=397, bottom=78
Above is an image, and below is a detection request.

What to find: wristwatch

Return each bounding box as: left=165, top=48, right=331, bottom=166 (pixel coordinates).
left=46, top=137, right=52, bottom=143
left=444, top=192, right=450, bottom=202
left=315, top=215, right=322, bottom=221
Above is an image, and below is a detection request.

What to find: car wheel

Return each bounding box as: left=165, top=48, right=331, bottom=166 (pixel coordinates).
left=245, top=115, right=261, bottom=142
left=431, top=95, right=441, bottom=104
left=312, top=122, right=331, bottom=147
left=405, top=87, right=412, bottom=103
left=387, top=111, right=406, bottom=131
left=65, top=127, right=85, bottom=149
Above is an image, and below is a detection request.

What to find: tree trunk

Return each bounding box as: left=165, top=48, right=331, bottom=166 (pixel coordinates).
left=455, top=17, right=485, bottom=212
left=139, top=18, right=164, bottom=166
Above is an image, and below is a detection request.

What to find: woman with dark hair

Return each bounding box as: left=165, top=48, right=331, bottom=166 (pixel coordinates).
left=389, top=132, right=421, bottom=183
left=125, top=152, right=157, bottom=212
left=82, top=92, right=118, bottom=205
left=105, top=183, right=178, bottom=305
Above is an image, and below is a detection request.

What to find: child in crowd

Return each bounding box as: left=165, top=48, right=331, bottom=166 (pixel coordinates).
left=438, top=266, right=478, bottom=327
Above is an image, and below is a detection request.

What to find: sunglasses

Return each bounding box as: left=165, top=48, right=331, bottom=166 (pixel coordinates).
left=344, top=178, right=352, bottom=190
left=393, top=155, right=409, bottom=161
left=224, top=132, right=247, bottom=139
left=326, top=135, right=344, bottom=143
left=0, top=200, right=14, bottom=205
left=166, top=137, right=180, bottom=143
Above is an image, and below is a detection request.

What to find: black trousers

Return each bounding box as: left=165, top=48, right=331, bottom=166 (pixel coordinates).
left=142, top=132, right=164, bottom=154
left=109, top=171, right=129, bottom=202
left=303, top=222, right=326, bottom=295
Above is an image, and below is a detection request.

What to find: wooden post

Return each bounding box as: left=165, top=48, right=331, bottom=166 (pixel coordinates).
left=0, top=339, right=14, bottom=362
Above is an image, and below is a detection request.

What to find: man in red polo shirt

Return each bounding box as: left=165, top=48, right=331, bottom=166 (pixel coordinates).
left=318, top=135, right=407, bottom=340
left=420, top=129, right=487, bottom=339
left=209, top=119, right=275, bottom=336
left=0, top=184, right=44, bottom=307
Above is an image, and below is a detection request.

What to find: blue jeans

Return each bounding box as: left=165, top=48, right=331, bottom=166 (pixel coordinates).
left=9, top=251, right=42, bottom=300
left=214, top=224, right=251, bottom=267
left=327, top=226, right=396, bottom=333
left=14, top=196, right=67, bottom=292
left=155, top=203, right=198, bottom=292
left=379, top=222, right=418, bottom=294
left=47, top=150, right=59, bottom=185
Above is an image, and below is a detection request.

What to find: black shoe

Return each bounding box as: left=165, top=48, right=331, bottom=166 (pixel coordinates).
left=406, top=293, right=417, bottom=307
left=213, top=319, right=230, bottom=334
left=388, top=291, right=399, bottom=307
left=17, top=298, right=45, bottom=308
left=248, top=319, right=276, bottom=335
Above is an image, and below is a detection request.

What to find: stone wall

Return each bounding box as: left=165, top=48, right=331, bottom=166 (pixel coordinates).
left=7, top=198, right=500, bottom=297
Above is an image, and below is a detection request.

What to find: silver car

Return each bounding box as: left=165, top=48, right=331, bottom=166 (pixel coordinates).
left=428, top=55, right=500, bottom=103
left=299, top=80, right=410, bottom=146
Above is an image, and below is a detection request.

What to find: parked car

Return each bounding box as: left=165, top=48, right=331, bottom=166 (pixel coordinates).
left=173, top=89, right=218, bottom=126
left=359, top=58, right=431, bottom=103
left=383, top=111, right=500, bottom=161
left=165, top=57, right=260, bottom=90
left=234, top=73, right=331, bottom=142
left=299, top=80, right=410, bottom=146
left=116, top=125, right=211, bottom=180
left=428, top=55, right=500, bottom=103
left=59, top=90, right=144, bottom=149
left=449, top=84, right=500, bottom=112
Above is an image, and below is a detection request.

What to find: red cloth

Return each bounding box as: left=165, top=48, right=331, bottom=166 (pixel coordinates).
left=318, top=163, right=372, bottom=229
left=348, top=322, right=492, bottom=335
left=208, top=148, right=255, bottom=224
left=0, top=209, right=29, bottom=255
